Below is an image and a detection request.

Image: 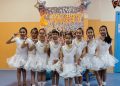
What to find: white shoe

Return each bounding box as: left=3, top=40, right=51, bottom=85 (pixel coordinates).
left=32, top=84, right=36, bottom=86
left=75, top=84, right=79, bottom=86
left=86, top=82, right=90, bottom=86
left=38, top=82, right=41, bottom=86
left=102, top=82, right=106, bottom=86
left=42, top=81, right=46, bottom=86
left=79, top=84, right=82, bottom=86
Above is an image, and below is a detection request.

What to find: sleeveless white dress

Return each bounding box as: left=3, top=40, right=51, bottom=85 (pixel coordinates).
left=97, top=38, right=118, bottom=69
left=82, top=39, right=103, bottom=71
left=72, top=38, right=87, bottom=76
left=47, top=41, right=62, bottom=73
left=7, top=37, right=28, bottom=68
left=60, top=45, right=77, bottom=78
left=35, top=40, right=48, bottom=71
left=24, top=38, right=37, bottom=71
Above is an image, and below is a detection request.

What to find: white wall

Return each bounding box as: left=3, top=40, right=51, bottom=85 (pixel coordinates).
left=45, top=0, right=81, bottom=7
left=0, top=0, right=81, bottom=22
left=0, top=0, right=39, bottom=22
left=87, top=0, right=116, bottom=21
left=0, top=0, right=119, bottom=22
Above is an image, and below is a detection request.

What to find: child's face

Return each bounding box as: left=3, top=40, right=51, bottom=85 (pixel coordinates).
left=76, top=29, right=83, bottom=39
left=52, top=33, right=59, bottom=41
left=65, top=35, right=72, bottom=45
left=19, top=29, right=27, bottom=38
left=39, top=30, right=46, bottom=41
left=87, top=29, right=94, bottom=39
left=99, top=27, right=107, bottom=37
left=31, top=30, right=38, bottom=39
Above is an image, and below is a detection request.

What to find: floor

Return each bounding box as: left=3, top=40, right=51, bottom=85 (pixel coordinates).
left=0, top=70, right=120, bottom=86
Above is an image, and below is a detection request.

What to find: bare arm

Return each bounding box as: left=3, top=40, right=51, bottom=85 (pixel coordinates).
left=74, top=54, right=78, bottom=65
left=81, top=47, right=87, bottom=59
left=29, top=44, right=36, bottom=51
left=6, top=36, right=15, bottom=44
left=6, top=33, right=18, bottom=44
left=44, top=44, right=50, bottom=57
left=109, top=45, right=113, bottom=55
left=59, top=48, right=63, bottom=62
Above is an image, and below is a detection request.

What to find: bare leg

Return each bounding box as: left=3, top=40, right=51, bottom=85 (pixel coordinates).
left=17, top=68, right=21, bottom=86
left=69, top=78, right=73, bottom=86
left=31, top=70, right=35, bottom=85
left=102, top=69, right=107, bottom=86
left=65, top=78, right=69, bottom=86
left=22, top=68, right=27, bottom=86
left=84, top=69, right=89, bottom=83
left=99, top=70, right=103, bottom=81
left=75, top=77, right=78, bottom=85
left=78, top=76, right=82, bottom=85
left=52, top=71, right=56, bottom=85
left=41, top=70, right=46, bottom=86
left=38, top=71, right=42, bottom=86
left=55, top=71, right=59, bottom=86
left=94, top=71, right=102, bottom=86
left=37, top=72, right=42, bottom=82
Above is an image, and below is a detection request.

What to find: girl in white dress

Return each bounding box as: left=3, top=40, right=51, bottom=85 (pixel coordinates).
left=60, top=32, right=77, bottom=86
left=24, top=28, right=38, bottom=86
left=6, top=27, right=28, bottom=86
left=72, top=28, right=87, bottom=86
left=47, top=29, right=62, bottom=86
left=36, top=28, right=48, bottom=86
left=98, top=25, right=118, bottom=86
left=82, top=27, right=102, bottom=86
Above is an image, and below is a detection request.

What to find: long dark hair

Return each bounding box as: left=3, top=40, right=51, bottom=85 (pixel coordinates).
left=100, top=25, right=112, bottom=44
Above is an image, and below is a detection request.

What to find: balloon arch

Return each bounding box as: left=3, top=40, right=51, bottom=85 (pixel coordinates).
left=35, top=0, right=91, bottom=31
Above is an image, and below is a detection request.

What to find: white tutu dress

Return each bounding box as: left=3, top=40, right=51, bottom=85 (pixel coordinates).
left=81, top=39, right=103, bottom=71
left=35, top=40, right=48, bottom=72
left=60, top=45, right=77, bottom=78
left=72, top=38, right=87, bottom=76
left=7, top=37, right=28, bottom=68
left=97, top=38, right=118, bottom=69
left=24, top=38, right=37, bottom=71
left=47, top=41, right=62, bottom=73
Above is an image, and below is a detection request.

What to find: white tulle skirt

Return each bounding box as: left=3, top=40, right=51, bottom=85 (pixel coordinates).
left=99, top=53, right=118, bottom=69
left=7, top=54, right=28, bottom=68
left=47, top=59, right=62, bottom=73
left=60, top=63, right=76, bottom=78
left=24, top=54, right=37, bottom=71
left=75, top=64, right=84, bottom=77
left=81, top=54, right=104, bottom=71
left=35, top=54, right=48, bottom=72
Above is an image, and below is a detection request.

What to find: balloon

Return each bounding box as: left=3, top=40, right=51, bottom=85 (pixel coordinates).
left=40, top=15, right=48, bottom=26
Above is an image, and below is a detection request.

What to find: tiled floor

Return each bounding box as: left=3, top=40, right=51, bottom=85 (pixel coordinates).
left=0, top=70, right=120, bottom=86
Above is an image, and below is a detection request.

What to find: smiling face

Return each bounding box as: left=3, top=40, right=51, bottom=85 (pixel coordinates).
left=65, top=34, right=72, bottom=45
left=86, top=29, right=94, bottom=40
left=39, top=29, right=46, bottom=41
left=31, top=29, right=38, bottom=39
left=52, top=32, right=59, bottom=41
left=76, top=29, right=83, bottom=39
left=99, top=26, right=107, bottom=38
left=19, top=28, right=27, bottom=39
